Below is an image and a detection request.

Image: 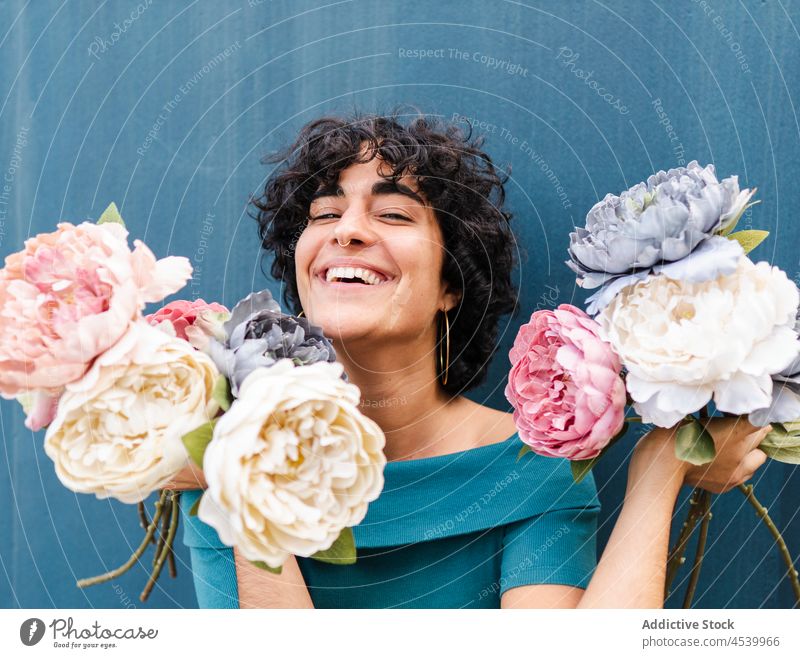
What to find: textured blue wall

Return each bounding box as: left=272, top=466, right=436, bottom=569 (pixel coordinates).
left=1, top=0, right=798, bottom=608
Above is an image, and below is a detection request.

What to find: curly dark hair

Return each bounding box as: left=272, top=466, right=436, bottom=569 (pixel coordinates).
left=250, top=108, right=519, bottom=395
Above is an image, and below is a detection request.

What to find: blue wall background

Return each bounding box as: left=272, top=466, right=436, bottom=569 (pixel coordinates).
left=1, top=0, right=799, bottom=608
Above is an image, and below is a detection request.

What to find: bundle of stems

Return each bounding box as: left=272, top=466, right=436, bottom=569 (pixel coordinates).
left=76, top=489, right=182, bottom=602
left=664, top=408, right=800, bottom=608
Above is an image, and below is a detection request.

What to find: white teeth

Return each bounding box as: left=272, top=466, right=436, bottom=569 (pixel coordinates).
left=325, top=266, right=383, bottom=285
left=355, top=268, right=379, bottom=284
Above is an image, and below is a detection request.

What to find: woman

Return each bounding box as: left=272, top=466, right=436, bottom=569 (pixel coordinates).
left=171, top=111, right=770, bottom=609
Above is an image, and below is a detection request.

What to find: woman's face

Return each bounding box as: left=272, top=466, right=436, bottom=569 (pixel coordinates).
left=294, top=153, right=458, bottom=348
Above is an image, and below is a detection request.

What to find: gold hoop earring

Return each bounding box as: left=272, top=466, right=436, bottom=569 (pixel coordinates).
left=297, top=310, right=304, bottom=318
left=439, top=308, right=450, bottom=386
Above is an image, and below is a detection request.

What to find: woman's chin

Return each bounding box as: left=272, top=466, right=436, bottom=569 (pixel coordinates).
left=307, top=310, right=378, bottom=342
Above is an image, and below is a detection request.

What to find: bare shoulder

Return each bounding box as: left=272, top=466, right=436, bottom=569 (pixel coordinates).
left=455, top=397, right=518, bottom=448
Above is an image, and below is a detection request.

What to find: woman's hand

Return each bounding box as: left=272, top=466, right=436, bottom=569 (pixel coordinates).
left=632, top=416, right=770, bottom=494
left=234, top=549, right=314, bottom=608
left=683, top=417, right=770, bottom=493
left=163, top=461, right=207, bottom=490
left=572, top=414, right=770, bottom=608
left=167, top=464, right=314, bottom=607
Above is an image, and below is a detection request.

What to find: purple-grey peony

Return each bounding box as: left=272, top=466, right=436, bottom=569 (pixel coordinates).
left=567, top=161, right=754, bottom=315
left=208, top=289, right=338, bottom=396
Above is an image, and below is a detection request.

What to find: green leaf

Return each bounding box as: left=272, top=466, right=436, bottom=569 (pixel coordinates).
left=780, top=420, right=800, bottom=433
left=571, top=421, right=630, bottom=484
left=516, top=444, right=532, bottom=462
left=211, top=375, right=232, bottom=412
left=727, top=229, right=769, bottom=254
left=310, top=527, right=356, bottom=565
left=181, top=420, right=216, bottom=468
left=97, top=202, right=126, bottom=227
left=251, top=560, right=282, bottom=574
left=571, top=458, right=597, bottom=484
left=759, top=425, right=800, bottom=464
left=674, top=418, right=716, bottom=465
left=188, top=495, right=201, bottom=517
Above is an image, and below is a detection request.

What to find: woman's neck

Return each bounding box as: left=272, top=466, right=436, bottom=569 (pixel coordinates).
left=334, top=344, right=474, bottom=461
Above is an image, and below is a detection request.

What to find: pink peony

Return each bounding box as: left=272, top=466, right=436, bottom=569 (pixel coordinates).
left=505, top=303, right=626, bottom=460
left=0, top=220, right=191, bottom=429
left=146, top=299, right=229, bottom=342
left=16, top=391, right=61, bottom=433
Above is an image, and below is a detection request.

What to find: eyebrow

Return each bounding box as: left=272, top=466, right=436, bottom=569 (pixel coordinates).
left=310, top=179, right=426, bottom=206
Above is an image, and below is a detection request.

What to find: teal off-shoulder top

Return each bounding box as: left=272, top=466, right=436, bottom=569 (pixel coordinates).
left=179, top=432, right=601, bottom=608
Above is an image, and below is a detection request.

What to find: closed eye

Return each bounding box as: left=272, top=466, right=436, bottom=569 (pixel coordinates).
left=309, top=212, right=411, bottom=221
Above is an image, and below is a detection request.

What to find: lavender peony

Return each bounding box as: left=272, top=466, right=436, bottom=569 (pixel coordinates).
left=207, top=289, right=338, bottom=396
left=567, top=161, right=755, bottom=315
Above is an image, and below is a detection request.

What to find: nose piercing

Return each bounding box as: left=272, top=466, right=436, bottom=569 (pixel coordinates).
left=337, top=237, right=352, bottom=247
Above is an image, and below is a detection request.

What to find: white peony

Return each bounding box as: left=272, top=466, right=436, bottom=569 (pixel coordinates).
left=596, top=256, right=800, bottom=427
left=44, top=321, right=220, bottom=503
left=198, top=359, right=386, bottom=569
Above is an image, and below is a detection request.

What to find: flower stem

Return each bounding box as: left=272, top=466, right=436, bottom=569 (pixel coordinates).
left=137, top=502, right=148, bottom=533
left=152, top=493, right=171, bottom=568
left=167, top=541, right=177, bottom=579
left=737, top=484, right=800, bottom=605
left=140, top=491, right=181, bottom=602
left=683, top=493, right=712, bottom=608
left=665, top=404, right=714, bottom=602
left=665, top=488, right=708, bottom=598
left=76, top=490, right=168, bottom=589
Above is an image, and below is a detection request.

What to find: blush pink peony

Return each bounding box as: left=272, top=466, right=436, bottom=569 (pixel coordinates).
left=146, top=299, right=229, bottom=342
left=505, top=303, right=626, bottom=460
left=0, top=220, right=191, bottom=429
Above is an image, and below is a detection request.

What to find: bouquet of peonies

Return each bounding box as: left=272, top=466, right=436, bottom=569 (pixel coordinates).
left=506, top=161, right=800, bottom=605
left=0, top=203, right=386, bottom=599
left=175, top=289, right=386, bottom=573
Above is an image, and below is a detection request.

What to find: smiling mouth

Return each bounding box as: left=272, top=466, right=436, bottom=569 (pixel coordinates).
left=320, top=266, right=392, bottom=286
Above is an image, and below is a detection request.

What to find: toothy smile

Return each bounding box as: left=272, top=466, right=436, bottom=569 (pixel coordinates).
left=321, top=264, right=393, bottom=286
